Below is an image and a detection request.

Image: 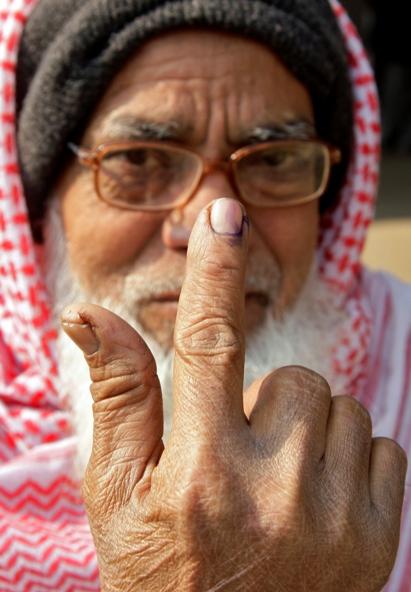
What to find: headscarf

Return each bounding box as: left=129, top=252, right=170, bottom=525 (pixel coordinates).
left=0, top=1, right=410, bottom=590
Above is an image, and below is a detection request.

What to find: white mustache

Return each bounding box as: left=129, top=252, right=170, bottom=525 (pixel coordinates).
left=121, top=264, right=281, bottom=307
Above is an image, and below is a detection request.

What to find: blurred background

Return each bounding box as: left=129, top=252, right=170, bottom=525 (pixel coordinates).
left=342, top=0, right=411, bottom=282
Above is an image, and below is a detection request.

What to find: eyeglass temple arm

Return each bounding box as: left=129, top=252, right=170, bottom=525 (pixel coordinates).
left=330, top=148, right=342, bottom=164
left=68, top=142, right=96, bottom=168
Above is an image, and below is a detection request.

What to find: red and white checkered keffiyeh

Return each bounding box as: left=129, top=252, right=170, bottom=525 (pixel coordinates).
left=0, top=0, right=410, bottom=590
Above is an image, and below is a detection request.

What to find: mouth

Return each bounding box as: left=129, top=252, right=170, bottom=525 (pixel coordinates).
left=148, top=290, right=270, bottom=306
left=137, top=289, right=271, bottom=347
left=246, top=291, right=270, bottom=307
left=150, top=292, right=181, bottom=304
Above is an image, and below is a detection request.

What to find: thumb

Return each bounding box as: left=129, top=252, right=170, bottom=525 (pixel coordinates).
left=61, top=303, right=163, bottom=506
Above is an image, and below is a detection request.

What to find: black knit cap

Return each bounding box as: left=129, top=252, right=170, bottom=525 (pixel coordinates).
left=17, top=0, right=353, bottom=241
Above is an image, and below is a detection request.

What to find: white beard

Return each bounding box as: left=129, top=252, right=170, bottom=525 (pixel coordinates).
left=43, top=200, right=346, bottom=476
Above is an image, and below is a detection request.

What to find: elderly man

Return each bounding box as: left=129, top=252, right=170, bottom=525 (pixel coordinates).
left=0, top=0, right=409, bottom=590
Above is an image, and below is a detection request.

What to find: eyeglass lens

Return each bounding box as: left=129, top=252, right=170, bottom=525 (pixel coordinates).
left=99, top=147, right=201, bottom=207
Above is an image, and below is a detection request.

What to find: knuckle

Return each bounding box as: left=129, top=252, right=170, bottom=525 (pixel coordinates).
left=89, top=357, right=157, bottom=402
left=373, top=437, right=408, bottom=466
left=271, top=366, right=331, bottom=407
left=175, top=315, right=243, bottom=363
left=90, top=372, right=143, bottom=403
left=332, top=395, right=372, bottom=431
left=89, top=351, right=143, bottom=376
left=276, top=365, right=331, bottom=392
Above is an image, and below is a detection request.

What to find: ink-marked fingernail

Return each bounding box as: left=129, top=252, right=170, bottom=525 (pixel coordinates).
left=61, top=309, right=99, bottom=355
left=210, top=198, right=246, bottom=236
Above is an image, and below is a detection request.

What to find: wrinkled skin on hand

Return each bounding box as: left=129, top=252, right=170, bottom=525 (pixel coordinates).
left=63, top=199, right=407, bottom=592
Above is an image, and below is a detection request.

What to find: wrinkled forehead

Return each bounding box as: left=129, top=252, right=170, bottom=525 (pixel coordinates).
left=83, top=28, right=315, bottom=148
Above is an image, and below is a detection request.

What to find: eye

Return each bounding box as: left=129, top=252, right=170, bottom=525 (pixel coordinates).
left=121, top=149, right=148, bottom=166
left=107, top=148, right=169, bottom=168
left=261, top=150, right=297, bottom=168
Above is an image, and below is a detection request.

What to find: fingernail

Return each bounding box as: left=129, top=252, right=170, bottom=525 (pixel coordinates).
left=210, top=198, right=247, bottom=236
left=61, top=309, right=99, bottom=355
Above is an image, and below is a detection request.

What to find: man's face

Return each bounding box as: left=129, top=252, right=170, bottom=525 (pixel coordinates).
left=54, top=29, right=318, bottom=349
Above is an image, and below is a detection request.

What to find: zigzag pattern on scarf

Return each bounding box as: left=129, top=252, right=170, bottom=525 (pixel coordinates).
left=0, top=475, right=99, bottom=591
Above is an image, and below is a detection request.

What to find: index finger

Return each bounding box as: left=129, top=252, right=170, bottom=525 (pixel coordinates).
left=172, top=198, right=249, bottom=440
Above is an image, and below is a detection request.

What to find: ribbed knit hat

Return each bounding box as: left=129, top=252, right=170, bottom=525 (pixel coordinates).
left=17, top=0, right=353, bottom=241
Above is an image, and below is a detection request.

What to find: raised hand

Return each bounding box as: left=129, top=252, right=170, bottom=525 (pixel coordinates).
left=62, top=198, right=407, bottom=592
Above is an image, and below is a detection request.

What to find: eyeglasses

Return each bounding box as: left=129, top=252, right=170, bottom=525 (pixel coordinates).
left=69, top=139, right=341, bottom=212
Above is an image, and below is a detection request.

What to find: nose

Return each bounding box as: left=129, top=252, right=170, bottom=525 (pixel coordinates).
left=161, top=170, right=240, bottom=250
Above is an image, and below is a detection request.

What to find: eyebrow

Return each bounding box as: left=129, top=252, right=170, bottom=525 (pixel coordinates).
left=101, top=116, right=190, bottom=141
left=100, top=115, right=316, bottom=145
left=243, top=119, right=317, bottom=144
